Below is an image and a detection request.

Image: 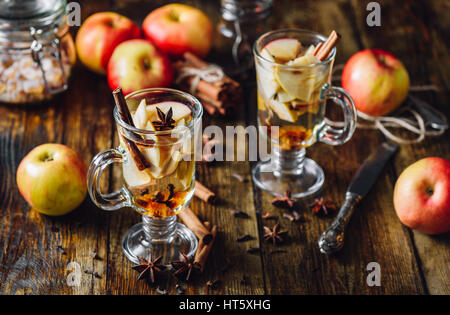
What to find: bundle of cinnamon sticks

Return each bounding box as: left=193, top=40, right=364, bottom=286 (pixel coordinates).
left=173, top=52, right=242, bottom=116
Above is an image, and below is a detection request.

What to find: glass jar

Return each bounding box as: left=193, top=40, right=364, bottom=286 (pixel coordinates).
left=217, top=0, right=273, bottom=76
left=0, top=0, right=76, bottom=104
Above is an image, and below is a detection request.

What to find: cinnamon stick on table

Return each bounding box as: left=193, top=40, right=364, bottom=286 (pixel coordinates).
left=178, top=207, right=213, bottom=245
left=112, top=87, right=150, bottom=170
left=194, top=222, right=217, bottom=272
left=194, top=180, right=216, bottom=204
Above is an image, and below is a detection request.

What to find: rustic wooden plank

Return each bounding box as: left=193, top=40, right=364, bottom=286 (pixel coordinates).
left=0, top=0, right=115, bottom=294
left=252, top=0, right=426, bottom=294
left=350, top=0, right=450, bottom=294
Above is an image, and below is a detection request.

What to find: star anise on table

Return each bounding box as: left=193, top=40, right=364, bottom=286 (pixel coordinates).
left=132, top=253, right=166, bottom=283
left=263, top=223, right=287, bottom=246
left=271, top=190, right=296, bottom=208
left=310, top=197, right=337, bottom=216
left=171, top=253, right=201, bottom=281
left=152, top=106, right=175, bottom=131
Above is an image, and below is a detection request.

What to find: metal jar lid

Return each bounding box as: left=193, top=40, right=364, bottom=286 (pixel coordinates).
left=0, top=0, right=66, bottom=42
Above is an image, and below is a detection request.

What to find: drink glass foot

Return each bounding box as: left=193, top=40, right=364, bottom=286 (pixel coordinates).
left=121, top=219, right=198, bottom=266
left=252, top=157, right=324, bottom=198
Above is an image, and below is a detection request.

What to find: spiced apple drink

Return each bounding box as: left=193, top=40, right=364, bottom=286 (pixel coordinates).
left=252, top=30, right=357, bottom=198
left=88, top=88, right=203, bottom=264
left=255, top=33, right=334, bottom=150
left=121, top=98, right=195, bottom=218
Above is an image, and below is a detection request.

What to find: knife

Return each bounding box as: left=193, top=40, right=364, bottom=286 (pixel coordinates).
left=318, top=141, right=399, bottom=254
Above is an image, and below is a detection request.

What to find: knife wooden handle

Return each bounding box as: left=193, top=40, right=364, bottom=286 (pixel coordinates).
left=318, top=191, right=361, bottom=254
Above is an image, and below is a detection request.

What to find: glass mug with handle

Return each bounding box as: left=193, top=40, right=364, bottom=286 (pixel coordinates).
left=88, top=88, right=202, bottom=264
left=252, top=29, right=357, bottom=198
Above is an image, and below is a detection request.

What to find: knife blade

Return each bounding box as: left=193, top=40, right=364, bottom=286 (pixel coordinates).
left=318, top=142, right=399, bottom=254
left=409, top=95, right=448, bottom=131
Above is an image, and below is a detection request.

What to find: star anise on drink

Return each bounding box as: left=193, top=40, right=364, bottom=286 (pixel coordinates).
left=171, top=253, right=200, bottom=281
left=271, top=190, right=296, bottom=208
left=152, top=106, right=175, bottom=131
left=263, top=223, right=287, bottom=246
left=310, top=197, right=337, bottom=216
left=152, top=184, right=176, bottom=208
left=132, top=253, right=166, bottom=283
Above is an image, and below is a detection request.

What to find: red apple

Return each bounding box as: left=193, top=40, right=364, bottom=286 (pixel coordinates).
left=75, top=12, right=141, bottom=74
left=107, top=39, right=173, bottom=95
left=342, top=49, right=410, bottom=116
left=393, top=157, right=450, bottom=235
left=17, top=144, right=87, bottom=216
left=142, top=4, right=213, bottom=58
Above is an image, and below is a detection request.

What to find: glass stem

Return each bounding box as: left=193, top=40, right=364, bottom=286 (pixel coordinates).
left=142, top=215, right=177, bottom=243
left=272, top=147, right=306, bottom=177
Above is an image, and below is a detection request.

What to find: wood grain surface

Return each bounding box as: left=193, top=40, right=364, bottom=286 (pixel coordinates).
left=0, top=0, right=448, bottom=295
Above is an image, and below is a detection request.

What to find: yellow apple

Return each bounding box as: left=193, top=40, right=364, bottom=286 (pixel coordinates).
left=16, top=144, right=87, bottom=216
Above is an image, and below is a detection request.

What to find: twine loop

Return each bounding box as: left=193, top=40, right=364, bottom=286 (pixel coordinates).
left=175, top=64, right=225, bottom=94
left=328, top=64, right=447, bottom=144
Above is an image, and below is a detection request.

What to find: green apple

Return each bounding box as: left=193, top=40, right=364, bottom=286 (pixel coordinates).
left=16, top=144, right=87, bottom=216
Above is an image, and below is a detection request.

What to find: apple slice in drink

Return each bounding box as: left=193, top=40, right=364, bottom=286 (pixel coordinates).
left=119, top=135, right=154, bottom=187
left=264, top=38, right=301, bottom=63
left=257, top=90, right=268, bottom=110
left=176, top=158, right=195, bottom=190
left=275, top=54, right=319, bottom=103
left=132, top=99, right=149, bottom=129
left=287, top=53, right=318, bottom=67
left=303, top=44, right=316, bottom=56
left=275, top=90, right=296, bottom=103
left=256, top=49, right=279, bottom=100
left=276, top=71, right=316, bottom=103
left=140, top=120, right=164, bottom=178
left=122, top=150, right=154, bottom=187
left=268, top=97, right=298, bottom=123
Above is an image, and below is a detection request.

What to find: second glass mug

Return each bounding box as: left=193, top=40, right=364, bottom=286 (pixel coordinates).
left=87, top=88, right=203, bottom=264
left=252, top=29, right=357, bottom=198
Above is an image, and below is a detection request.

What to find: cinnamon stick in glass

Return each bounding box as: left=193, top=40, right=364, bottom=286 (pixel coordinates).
left=112, top=87, right=150, bottom=171
left=178, top=207, right=213, bottom=244
left=315, top=30, right=341, bottom=61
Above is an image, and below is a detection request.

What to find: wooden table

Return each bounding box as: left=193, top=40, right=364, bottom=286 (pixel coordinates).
left=1, top=0, right=449, bottom=295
